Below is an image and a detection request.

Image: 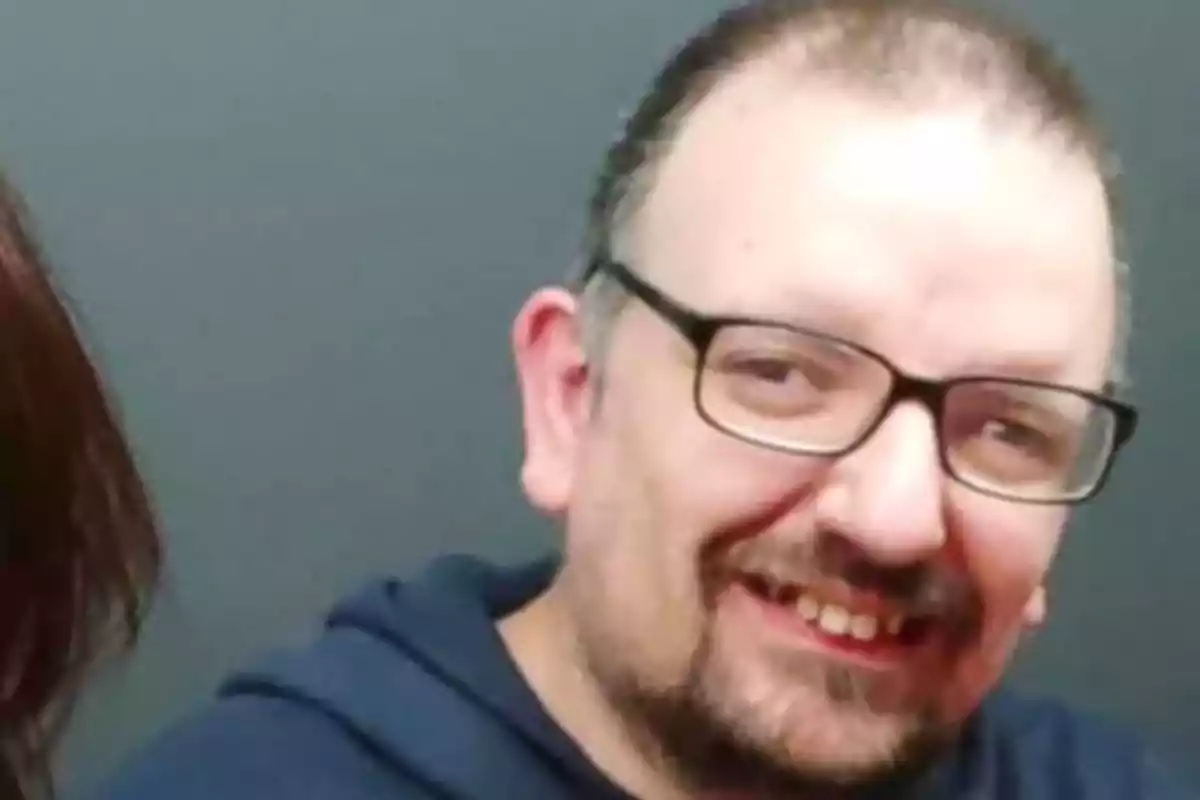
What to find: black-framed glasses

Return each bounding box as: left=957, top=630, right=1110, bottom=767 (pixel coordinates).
left=584, top=256, right=1138, bottom=505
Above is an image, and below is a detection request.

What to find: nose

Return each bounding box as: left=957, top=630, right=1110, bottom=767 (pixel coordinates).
left=813, top=403, right=948, bottom=566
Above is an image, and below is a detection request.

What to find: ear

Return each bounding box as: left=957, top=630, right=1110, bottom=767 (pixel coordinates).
left=512, top=287, right=593, bottom=517
left=1022, top=585, right=1047, bottom=629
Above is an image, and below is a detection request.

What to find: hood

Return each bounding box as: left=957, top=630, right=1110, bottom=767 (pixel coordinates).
left=219, top=553, right=626, bottom=799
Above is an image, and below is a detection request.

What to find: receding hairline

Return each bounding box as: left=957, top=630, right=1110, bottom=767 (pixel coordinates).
left=608, top=22, right=1117, bottom=264
left=579, top=0, right=1128, bottom=386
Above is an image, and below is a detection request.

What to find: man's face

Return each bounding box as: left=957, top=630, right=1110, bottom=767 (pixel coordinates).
left=517, top=69, right=1115, bottom=796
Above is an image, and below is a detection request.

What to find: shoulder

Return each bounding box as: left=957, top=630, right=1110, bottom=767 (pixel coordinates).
left=87, top=692, right=430, bottom=800
left=87, top=617, right=451, bottom=800
left=962, top=688, right=1198, bottom=799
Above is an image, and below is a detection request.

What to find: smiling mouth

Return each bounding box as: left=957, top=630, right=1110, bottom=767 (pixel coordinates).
left=738, top=572, right=937, bottom=652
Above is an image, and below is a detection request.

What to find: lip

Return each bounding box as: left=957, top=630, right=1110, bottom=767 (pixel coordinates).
left=724, top=580, right=930, bottom=673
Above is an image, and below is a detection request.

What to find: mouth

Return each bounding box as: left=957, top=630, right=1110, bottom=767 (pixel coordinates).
left=735, top=571, right=939, bottom=664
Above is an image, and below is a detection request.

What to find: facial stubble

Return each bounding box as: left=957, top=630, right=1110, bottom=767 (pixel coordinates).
left=579, top=589, right=959, bottom=800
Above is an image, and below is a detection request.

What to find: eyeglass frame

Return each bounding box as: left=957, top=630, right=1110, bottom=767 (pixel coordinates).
left=580, top=255, right=1139, bottom=505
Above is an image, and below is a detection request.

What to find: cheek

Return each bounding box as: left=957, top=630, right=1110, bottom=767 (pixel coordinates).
left=604, top=315, right=831, bottom=541
left=941, top=495, right=1066, bottom=716
left=560, top=393, right=713, bottom=682
left=564, top=372, right=828, bottom=682
left=647, top=392, right=830, bottom=538
left=954, top=497, right=1065, bottom=618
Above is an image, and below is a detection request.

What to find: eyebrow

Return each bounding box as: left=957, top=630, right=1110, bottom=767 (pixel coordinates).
left=954, top=358, right=1070, bottom=381
left=727, top=309, right=1090, bottom=388
left=640, top=264, right=1100, bottom=393
left=707, top=295, right=873, bottom=340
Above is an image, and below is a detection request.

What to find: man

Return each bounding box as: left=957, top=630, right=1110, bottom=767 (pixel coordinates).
left=95, top=1, right=1195, bottom=798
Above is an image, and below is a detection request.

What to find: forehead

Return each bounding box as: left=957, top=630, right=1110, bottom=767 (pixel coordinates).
left=626, top=65, right=1116, bottom=387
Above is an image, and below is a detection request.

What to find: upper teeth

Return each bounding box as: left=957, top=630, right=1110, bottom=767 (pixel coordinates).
left=751, top=576, right=908, bottom=643
left=818, top=605, right=850, bottom=636
left=800, top=594, right=903, bottom=642
left=796, top=595, right=820, bottom=622
left=850, top=614, right=879, bottom=641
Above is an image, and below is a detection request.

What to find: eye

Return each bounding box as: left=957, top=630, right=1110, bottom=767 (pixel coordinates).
left=979, top=418, right=1056, bottom=457
left=722, top=348, right=846, bottom=388
left=728, top=356, right=802, bottom=385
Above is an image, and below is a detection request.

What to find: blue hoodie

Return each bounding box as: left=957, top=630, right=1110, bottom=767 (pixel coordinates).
left=92, top=554, right=1196, bottom=799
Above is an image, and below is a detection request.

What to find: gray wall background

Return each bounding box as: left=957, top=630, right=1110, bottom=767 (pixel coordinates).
left=0, top=0, right=1186, bottom=794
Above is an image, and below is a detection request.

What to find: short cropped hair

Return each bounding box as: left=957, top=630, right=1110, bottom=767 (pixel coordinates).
left=574, top=0, right=1128, bottom=386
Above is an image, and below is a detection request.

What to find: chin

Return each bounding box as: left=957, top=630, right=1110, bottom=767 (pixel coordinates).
left=778, top=693, right=928, bottom=780
left=717, top=668, right=930, bottom=776
left=676, top=629, right=958, bottom=795
left=638, top=671, right=951, bottom=798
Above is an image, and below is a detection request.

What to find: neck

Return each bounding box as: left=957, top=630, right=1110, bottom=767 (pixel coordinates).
left=497, top=578, right=702, bottom=800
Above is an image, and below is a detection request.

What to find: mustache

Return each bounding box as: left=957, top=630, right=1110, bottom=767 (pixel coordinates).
left=714, top=532, right=982, bottom=631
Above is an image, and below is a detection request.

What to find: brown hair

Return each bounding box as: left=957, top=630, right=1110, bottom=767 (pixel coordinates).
left=576, top=0, right=1128, bottom=384
left=0, top=173, right=160, bottom=798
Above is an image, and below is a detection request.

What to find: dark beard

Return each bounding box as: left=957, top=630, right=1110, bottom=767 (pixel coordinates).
left=595, top=625, right=957, bottom=800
